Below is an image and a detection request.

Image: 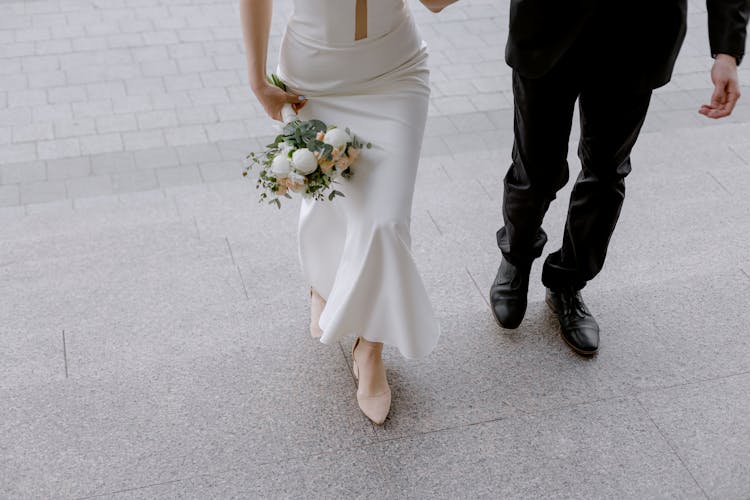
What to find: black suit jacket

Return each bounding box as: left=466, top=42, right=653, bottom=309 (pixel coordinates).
left=505, top=0, right=750, bottom=89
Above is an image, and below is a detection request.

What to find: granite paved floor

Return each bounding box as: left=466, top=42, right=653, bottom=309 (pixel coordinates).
left=2, top=0, right=750, bottom=499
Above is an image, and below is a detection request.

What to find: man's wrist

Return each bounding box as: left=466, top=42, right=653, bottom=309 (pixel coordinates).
left=715, top=53, right=741, bottom=66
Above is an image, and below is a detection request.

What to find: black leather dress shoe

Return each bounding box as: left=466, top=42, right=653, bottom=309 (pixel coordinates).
left=489, top=258, right=531, bottom=329
left=545, top=288, right=599, bottom=355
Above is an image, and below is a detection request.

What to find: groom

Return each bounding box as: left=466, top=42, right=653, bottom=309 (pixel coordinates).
left=490, top=0, right=750, bottom=355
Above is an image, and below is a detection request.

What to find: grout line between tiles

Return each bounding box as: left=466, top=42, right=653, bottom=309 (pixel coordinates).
left=635, top=398, right=710, bottom=500
left=62, top=330, right=69, bottom=379
left=74, top=478, right=186, bottom=500
left=465, top=266, right=491, bottom=309
left=192, top=215, right=201, bottom=239
left=438, top=160, right=453, bottom=181
left=235, top=263, right=249, bottom=300
left=225, top=237, right=236, bottom=266
left=706, top=171, right=731, bottom=195
left=728, top=144, right=747, bottom=164
left=476, top=178, right=494, bottom=201
left=425, top=209, right=443, bottom=236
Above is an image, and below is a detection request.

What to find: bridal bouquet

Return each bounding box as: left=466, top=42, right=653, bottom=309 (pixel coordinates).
left=244, top=75, right=371, bottom=208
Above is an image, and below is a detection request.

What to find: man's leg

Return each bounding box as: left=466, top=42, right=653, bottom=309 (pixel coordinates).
left=491, top=65, right=580, bottom=328
left=543, top=86, right=652, bottom=354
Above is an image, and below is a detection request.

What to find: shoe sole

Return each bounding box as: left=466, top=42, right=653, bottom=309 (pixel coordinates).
left=545, top=297, right=598, bottom=357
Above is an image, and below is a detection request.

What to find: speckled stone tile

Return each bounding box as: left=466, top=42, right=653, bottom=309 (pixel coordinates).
left=102, top=448, right=387, bottom=499
left=0, top=317, right=374, bottom=498
left=638, top=373, right=750, bottom=500
left=373, top=398, right=704, bottom=499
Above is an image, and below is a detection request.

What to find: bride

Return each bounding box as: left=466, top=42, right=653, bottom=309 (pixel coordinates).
left=240, top=0, right=457, bottom=424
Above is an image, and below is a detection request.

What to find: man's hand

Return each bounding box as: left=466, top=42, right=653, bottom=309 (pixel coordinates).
left=699, top=54, right=741, bottom=119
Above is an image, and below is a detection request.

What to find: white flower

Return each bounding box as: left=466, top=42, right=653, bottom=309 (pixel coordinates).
left=323, top=128, right=351, bottom=150
left=278, top=141, right=294, bottom=154
left=288, top=171, right=306, bottom=184
left=291, top=148, right=318, bottom=175
left=288, top=172, right=307, bottom=192
left=270, top=154, right=291, bottom=178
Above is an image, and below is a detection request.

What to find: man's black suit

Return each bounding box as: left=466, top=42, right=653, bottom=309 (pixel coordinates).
left=498, top=0, right=750, bottom=290
left=506, top=0, right=748, bottom=87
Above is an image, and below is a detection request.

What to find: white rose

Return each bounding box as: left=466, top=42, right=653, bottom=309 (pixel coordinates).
left=278, top=141, right=293, bottom=154
left=323, top=128, right=351, bottom=150
left=270, top=154, right=291, bottom=178
left=291, top=148, right=318, bottom=175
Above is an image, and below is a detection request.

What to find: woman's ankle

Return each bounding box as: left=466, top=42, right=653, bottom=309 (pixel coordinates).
left=356, top=338, right=383, bottom=354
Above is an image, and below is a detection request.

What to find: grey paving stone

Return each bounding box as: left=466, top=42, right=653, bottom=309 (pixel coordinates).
left=36, top=137, right=81, bottom=160
left=0, top=321, right=67, bottom=391
left=65, top=174, right=113, bottom=198
left=104, top=448, right=387, bottom=499
left=0, top=218, right=205, bottom=268
left=164, top=125, right=207, bottom=147
left=642, top=271, right=750, bottom=381
left=79, top=132, right=124, bottom=156
left=638, top=373, right=750, bottom=500
left=0, top=314, right=373, bottom=498
left=45, top=156, right=91, bottom=180
left=0, top=198, right=179, bottom=242
left=19, top=178, right=66, bottom=204
left=133, top=146, right=179, bottom=170
left=90, top=150, right=136, bottom=175
left=12, top=121, right=55, bottom=142
left=0, top=184, right=20, bottom=206
left=374, top=398, right=703, bottom=499
left=596, top=182, right=742, bottom=290
left=175, top=143, right=222, bottom=165
left=1, top=256, right=247, bottom=370
left=0, top=143, right=38, bottom=166
left=0, top=160, right=46, bottom=184
left=96, top=113, right=139, bottom=134
left=156, top=165, right=203, bottom=188
left=122, top=130, right=167, bottom=151
left=72, top=194, right=123, bottom=212
left=110, top=168, right=159, bottom=193
left=198, top=160, right=243, bottom=182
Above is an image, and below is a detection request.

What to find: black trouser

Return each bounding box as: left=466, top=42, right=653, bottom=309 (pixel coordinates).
left=497, top=50, right=652, bottom=291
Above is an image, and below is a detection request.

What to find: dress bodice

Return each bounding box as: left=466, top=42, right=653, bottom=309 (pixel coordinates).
left=288, top=0, right=409, bottom=44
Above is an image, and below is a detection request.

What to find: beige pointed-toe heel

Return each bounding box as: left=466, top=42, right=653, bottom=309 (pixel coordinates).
left=351, top=336, right=391, bottom=425
left=310, top=288, right=325, bottom=338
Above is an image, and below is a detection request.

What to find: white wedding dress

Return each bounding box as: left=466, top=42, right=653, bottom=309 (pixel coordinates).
left=278, top=0, right=440, bottom=359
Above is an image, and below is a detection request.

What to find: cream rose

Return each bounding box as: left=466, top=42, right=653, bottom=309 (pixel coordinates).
left=270, top=154, right=291, bottom=178
left=323, top=128, right=351, bottom=150
left=291, top=148, right=318, bottom=175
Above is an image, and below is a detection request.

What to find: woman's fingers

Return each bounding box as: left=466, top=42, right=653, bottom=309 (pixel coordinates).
left=285, top=92, right=307, bottom=104
left=255, top=84, right=305, bottom=121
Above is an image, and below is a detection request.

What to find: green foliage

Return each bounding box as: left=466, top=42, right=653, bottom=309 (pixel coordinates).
left=267, top=73, right=287, bottom=92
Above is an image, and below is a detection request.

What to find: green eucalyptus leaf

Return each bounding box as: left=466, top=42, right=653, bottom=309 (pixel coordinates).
left=308, top=120, right=327, bottom=133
